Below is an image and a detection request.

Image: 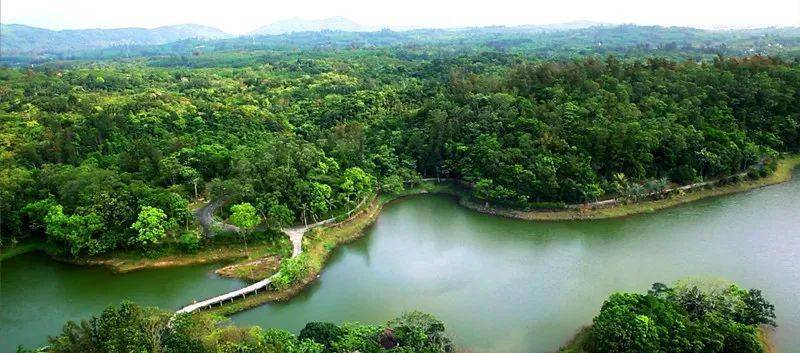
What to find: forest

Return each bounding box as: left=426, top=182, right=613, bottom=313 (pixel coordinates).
left=2, top=17, right=800, bottom=353
left=3, top=44, right=800, bottom=258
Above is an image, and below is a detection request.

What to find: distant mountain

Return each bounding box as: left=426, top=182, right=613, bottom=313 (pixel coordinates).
left=0, top=24, right=230, bottom=54
left=249, top=16, right=373, bottom=36
left=521, top=20, right=610, bottom=31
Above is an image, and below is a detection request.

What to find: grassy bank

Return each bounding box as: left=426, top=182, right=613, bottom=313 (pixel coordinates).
left=0, top=235, right=290, bottom=274
left=67, top=237, right=291, bottom=273
left=214, top=255, right=282, bottom=282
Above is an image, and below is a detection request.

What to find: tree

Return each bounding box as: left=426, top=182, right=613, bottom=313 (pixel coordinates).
left=339, top=167, right=372, bottom=205
left=590, top=294, right=660, bottom=353
left=230, top=202, right=260, bottom=231
left=262, top=328, right=324, bottom=353
left=268, top=203, right=295, bottom=229
left=130, top=206, right=167, bottom=247
left=738, top=289, right=776, bottom=326
left=48, top=301, right=170, bottom=353
left=305, top=182, right=332, bottom=222
left=44, top=204, right=107, bottom=256
left=387, top=311, right=454, bottom=353
left=381, top=175, right=405, bottom=194
left=229, top=202, right=260, bottom=258
left=298, top=322, right=345, bottom=350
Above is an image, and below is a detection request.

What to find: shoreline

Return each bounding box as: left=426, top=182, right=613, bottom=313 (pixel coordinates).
left=1, top=156, right=796, bottom=313
left=201, top=155, right=800, bottom=315
left=0, top=239, right=291, bottom=275
left=448, top=155, right=800, bottom=221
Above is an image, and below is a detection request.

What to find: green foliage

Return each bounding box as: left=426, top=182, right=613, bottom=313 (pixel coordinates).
left=178, top=231, right=201, bottom=253
left=387, top=311, right=454, bottom=353
left=270, top=253, right=311, bottom=290
left=130, top=206, right=168, bottom=247
left=380, top=175, right=405, bottom=194
left=48, top=301, right=170, bottom=353
left=299, top=322, right=345, bottom=350
left=229, top=203, right=260, bottom=232
left=43, top=204, right=107, bottom=256
left=267, top=204, right=295, bottom=229
left=3, top=44, right=800, bottom=258
left=585, top=279, right=775, bottom=353
left=33, top=302, right=450, bottom=353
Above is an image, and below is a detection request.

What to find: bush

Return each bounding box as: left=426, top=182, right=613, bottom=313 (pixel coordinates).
left=178, top=231, right=201, bottom=253
left=270, top=253, right=311, bottom=290
left=299, top=322, right=345, bottom=349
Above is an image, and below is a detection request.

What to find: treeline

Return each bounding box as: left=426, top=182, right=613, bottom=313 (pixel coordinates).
left=564, top=279, right=777, bottom=353
left=6, top=25, right=800, bottom=65
left=2, top=53, right=799, bottom=257
left=15, top=302, right=453, bottom=353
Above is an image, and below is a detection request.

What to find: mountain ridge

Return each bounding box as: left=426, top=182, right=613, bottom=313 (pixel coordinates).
left=0, top=23, right=230, bottom=54
left=248, top=16, right=375, bottom=35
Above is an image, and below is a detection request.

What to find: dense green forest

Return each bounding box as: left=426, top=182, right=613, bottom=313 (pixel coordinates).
left=2, top=42, right=800, bottom=257
left=15, top=279, right=774, bottom=353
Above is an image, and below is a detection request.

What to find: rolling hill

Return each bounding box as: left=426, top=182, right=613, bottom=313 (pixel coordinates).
left=0, top=23, right=230, bottom=54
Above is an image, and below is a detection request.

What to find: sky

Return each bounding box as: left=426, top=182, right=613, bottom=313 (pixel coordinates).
left=2, top=0, right=799, bottom=35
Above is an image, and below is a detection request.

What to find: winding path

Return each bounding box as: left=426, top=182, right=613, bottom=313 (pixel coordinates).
left=194, top=199, right=239, bottom=237
left=173, top=197, right=381, bottom=314
left=177, top=197, right=371, bottom=314
left=175, top=218, right=333, bottom=314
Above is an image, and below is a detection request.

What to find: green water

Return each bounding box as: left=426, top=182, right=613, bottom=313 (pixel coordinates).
left=3, top=178, right=800, bottom=353
left=0, top=255, right=245, bottom=351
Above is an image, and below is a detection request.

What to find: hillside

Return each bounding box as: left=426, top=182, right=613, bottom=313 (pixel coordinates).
left=249, top=16, right=373, bottom=35
left=0, top=23, right=229, bottom=54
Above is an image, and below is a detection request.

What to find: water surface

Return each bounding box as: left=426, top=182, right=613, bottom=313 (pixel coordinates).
left=2, top=177, right=800, bottom=352
left=233, top=180, right=800, bottom=353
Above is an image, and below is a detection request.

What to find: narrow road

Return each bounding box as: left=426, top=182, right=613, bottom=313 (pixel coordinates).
left=194, top=199, right=239, bottom=237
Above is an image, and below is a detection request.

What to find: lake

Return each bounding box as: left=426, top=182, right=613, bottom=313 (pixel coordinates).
left=3, top=177, right=800, bottom=352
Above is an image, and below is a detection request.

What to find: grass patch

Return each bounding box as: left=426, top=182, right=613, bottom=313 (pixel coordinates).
left=62, top=236, right=291, bottom=273
left=214, top=255, right=282, bottom=282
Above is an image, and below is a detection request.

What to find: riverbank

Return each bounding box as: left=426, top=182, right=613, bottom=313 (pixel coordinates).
left=69, top=238, right=291, bottom=273
left=450, top=155, right=800, bottom=221
left=1, top=236, right=291, bottom=274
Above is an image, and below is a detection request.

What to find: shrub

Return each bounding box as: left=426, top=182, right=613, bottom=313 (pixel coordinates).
left=178, top=231, right=201, bottom=253
left=299, top=322, right=345, bottom=349
left=270, top=253, right=311, bottom=290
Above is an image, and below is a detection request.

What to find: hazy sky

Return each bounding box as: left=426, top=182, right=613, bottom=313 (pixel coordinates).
left=2, top=0, right=799, bottom=34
